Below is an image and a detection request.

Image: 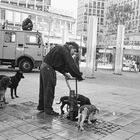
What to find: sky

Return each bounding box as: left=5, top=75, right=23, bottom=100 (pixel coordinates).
left=51, top=0, right=78, bottom=18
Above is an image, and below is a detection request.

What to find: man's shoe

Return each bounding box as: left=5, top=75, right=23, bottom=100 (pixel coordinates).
left=37, top=106, right=44, bottom=112
left=45, top=111, right=59, bottom=116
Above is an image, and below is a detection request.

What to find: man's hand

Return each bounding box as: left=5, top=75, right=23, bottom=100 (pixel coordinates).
left=64, top=73, right=71, bottom=80
left=77, top=76, right=84, bottom=81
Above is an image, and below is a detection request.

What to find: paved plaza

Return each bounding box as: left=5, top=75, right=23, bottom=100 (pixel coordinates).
left=0, top=66, right=140, bottom=140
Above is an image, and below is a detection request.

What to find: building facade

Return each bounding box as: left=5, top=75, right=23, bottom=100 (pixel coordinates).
left=0, top=0, right=51, bottom=11
left=77, top=0, right=107, bottom=43
left=0, top=1, right=78, bottom=44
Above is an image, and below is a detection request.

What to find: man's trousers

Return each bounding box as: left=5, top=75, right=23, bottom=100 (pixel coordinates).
left=38, top=63, right=56, bottom=112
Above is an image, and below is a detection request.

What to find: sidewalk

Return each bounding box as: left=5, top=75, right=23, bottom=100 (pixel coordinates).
left=0, top=68, right=140, bottom=140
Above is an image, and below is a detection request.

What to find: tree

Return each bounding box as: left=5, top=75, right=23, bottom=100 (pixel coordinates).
left=106, top=4, right=134, bottom=34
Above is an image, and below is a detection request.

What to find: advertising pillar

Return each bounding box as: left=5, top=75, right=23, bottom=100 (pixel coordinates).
left=62, top=26, right=69, bottom=45
left=85, top=16, right=98, bottom=78
left=114, top=25, right=125, bottom=75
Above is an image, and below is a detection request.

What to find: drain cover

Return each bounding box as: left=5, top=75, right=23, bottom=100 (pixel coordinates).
left=84, top=119, right=121, bottom=136
left=57, top=117, right=121, bottom=137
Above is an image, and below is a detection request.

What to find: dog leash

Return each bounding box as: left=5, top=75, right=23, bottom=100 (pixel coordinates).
left=65, top=77, right=72, bottom=91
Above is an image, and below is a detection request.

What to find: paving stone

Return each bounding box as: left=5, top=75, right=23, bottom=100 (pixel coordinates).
left=41, top=123, right=66, bottom=133
left=0, top=122, right=12, bottom=132
left=100, top=134, right=125, bottom=140
left=16, top=123, right=38, bottom=133
left=28, top=128, right=53, bottom=139
left=10, top=134, right=36, bottom=140
left=112, top=129, right=134, bottom=139
left=56, top=129, right=80, bottom=139
left=0, top=128, right=24, bottom=139
left=121, top=123, right=140, bottom=133
left=0, top=135, right=6, bottom=140
left=42, top=134, right=67, bottom=140
left=111, top=117, right=134, bottom=126
left=71, top=135, right=97, bottom=140
left=128, top=134, right=140, bottom=140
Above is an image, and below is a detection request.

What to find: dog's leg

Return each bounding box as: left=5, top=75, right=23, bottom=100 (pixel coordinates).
left=14, top=87, right=19, bottom=98
left=3, top=96, right=8, bottom=104
left=60, top=102, right=66, bottom=114
left=11, top=88, right=14, bottom=99
left=80, top=109, right=88, bottom=131
left=88, top=113, right=93, bottom=124
left=77, top=110, right=81, bottom=129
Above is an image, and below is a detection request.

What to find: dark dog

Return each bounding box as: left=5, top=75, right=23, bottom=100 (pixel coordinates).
left=9, top=71, right=24, bottom=99
left=57, top=94, right=91, bottom=114
left=0, top=71, right=24, bottom=99
left=0, top=76, right=11, bottom=106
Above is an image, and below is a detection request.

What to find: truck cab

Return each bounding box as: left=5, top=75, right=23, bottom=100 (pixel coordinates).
left=0, top=29, right=44, bottom=72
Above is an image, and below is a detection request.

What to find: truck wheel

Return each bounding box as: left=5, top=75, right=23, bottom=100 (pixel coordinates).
left=19, top=58, right=33, bottom=72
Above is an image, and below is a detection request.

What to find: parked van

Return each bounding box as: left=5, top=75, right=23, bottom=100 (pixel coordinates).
left=0, top=29, right=44, bottom=72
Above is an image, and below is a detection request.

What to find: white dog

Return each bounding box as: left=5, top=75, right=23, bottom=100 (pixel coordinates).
left=77, top=104, right=99, bottom=131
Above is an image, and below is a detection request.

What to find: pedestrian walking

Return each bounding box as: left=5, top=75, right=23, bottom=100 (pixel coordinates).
left=37, top=42, right=84, bottom=116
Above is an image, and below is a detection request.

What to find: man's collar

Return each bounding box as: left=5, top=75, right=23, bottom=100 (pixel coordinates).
left=64, top=44, right=70, bottom=52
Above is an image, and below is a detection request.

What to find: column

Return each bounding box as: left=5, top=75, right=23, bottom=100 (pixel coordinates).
left=61, top=25, right=69, bottom=45
left=85, top=16, right=98, bottom=78
left=114, top=25, right=125, bottom=75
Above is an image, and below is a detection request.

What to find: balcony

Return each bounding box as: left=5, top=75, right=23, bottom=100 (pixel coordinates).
left=44, top=0, right=51, bottom=6
left=19, top=0, right=26, bottom=4
left=28, top=0, right=34, bottom=5
left=36, top=0, right=43, bottom=6
left=1, top=0, right=9, bottom=3
left=10, top=0, right=18, bottom=2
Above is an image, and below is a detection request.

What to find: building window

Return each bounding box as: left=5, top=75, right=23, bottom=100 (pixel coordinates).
left=89, top=9, right=92, bottom=14
left=83, top=24, right=87, bottom=31
left=97, top=10, right=100, bottom=16
left=84, top=16, right=87, bottom=21
left=101, top=10, right=104, bottom=16
left=101, top=18, right=104, bottom=23
left=67, top=22, right=71, bottom=31
left=93, top=1, right=96, bottom=8
left=101, top=2, right=104, bottom=8
left=14, top=12, right=21, bottom=23
left=97, top=2, right=100, bottom=8
left=1, top=9, right=5, bottom=20
left=22, top=13, right=28, bottom=21
left=85, top=3, right=88, bottom=7
left=5, top=10, right=13, bottom=22
left=89, top=2, right=92, bottom=7
left=93, top=9, right=96, bottom=14
left=4, top=31, right=16, bottom=43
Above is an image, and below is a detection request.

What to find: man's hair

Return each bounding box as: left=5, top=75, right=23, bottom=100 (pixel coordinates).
left=28, top=15, right=32, bottom=18
left=65, top=42, right=79, bottom=52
